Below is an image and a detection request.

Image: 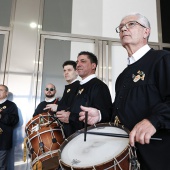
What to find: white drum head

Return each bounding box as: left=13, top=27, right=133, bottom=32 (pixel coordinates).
left=61, top=126, right=129, bottom=167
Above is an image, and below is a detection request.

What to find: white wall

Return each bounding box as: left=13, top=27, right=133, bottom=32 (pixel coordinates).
left=103, top=0, right=158, bottom=42
left=72, top=0, right=103, bottom=36
left=72, top=0, right=158, bottom=42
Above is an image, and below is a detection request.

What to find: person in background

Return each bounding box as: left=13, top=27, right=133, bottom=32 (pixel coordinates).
left=57, top=51, right=113, bottom=137
left=0, top=84, right=19, bottom=170
left=79, top=13, right=170, bottom=170
left=57, top=60, right=80, bottom=138
left=33, top=83, right=58, bottom=117
left=57, top=60, right=80, bottom=111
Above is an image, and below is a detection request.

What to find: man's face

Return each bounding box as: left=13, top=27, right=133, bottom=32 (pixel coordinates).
left=63, top=65, right=78, bottom=84
left=0, top=86, right=8, bottom=100
left=118, top=15, right=149, bottom=48
left=76, top=55, right=96, bottom=80
left=44, top=84, right=56, bottom=98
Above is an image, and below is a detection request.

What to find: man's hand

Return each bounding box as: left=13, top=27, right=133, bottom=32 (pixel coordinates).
left=79, top=105, right=100, bottom=125
left=56, top=110, right=70, bottom=123
left=129, top=119, right=156, bottom=146
left=44, top=104, right=58, bottom=112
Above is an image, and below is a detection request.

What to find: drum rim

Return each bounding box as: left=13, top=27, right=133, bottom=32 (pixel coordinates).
left=59, top=122, right=130, bottom=169
left=25, top=112, right=53, bottom=128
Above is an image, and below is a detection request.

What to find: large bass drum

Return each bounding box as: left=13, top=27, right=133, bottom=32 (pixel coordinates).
left=59, top=123, right=139, bottom=170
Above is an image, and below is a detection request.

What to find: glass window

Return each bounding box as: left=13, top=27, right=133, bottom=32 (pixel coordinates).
left=0, top=0, right=12, bottom=27
left=42, top=0, right=72, bottom=33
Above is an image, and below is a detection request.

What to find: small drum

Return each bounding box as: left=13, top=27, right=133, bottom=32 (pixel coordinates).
left=25, top=113, right=65, bottom=169
left=59, top=123, right=138, bottom=170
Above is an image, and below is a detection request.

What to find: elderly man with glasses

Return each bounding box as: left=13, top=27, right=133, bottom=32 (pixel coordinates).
left=33, top=83, right=59, bottom=117
left=79, top=13, right=170, bottom=170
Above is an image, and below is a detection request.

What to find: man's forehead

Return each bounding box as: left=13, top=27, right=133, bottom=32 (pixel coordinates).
left=121, top=15, right=137, bottom=24
left=64, top=65, right=74, bottom=69
left=0, top=86, right=5, bottom=90
left=77, top=55, right=89, bottom=60
left=46, top=84, right=54, bottom=88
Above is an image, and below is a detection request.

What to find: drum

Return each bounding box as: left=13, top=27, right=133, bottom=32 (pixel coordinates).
left=25, top=113, right=65, bottom=169
left=59, top=123, right=137, bottom=170
left=25, top=112, right=58, bottom=136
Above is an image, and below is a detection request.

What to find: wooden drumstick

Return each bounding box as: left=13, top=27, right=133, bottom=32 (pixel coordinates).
left=84, top=111, right=88, bottom=142
left=46, top=107, right=70, bottom=127
left=86, top=131, right=162, bottom=141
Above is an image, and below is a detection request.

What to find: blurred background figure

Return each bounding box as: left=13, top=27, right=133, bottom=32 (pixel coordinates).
left=57, top=60, right=80, bottom=138
left=33, top=83, right=59, bottom=117
left=0, top=84, right=19, bottom=170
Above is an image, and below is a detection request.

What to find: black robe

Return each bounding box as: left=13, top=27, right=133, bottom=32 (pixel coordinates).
left=57, top=80, right=80, bottom=111
left=67, top=77, right=112, bottom=137
left=33, top=98, right=58, bottom=117
left=0, top=100, right=19, bottom=150
left=112, top=49, right=170, bottom=170
left=57, top=80, right=80, bottom=138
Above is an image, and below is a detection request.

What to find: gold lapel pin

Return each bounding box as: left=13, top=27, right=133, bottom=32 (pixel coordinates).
left=67, top=89, right=71, bottom=93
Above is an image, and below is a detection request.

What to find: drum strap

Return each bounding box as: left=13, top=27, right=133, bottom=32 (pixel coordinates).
left=33, top=161, right=42, bottom=170
left=23, top=137, right=28, bottom=162
left=54, top=98, right=59, bottom=104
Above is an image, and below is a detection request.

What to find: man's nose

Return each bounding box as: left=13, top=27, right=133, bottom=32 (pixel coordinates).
left=121, top=25, right=127, bottom=32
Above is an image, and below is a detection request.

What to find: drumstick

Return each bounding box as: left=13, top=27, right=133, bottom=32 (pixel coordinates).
left=86, top=131, right=162, bottom=141
left=46, top=107, right=70, bottom=127
left=84, top=99, right=89, bottom=142
left=84, top=111, right=88, bottom=142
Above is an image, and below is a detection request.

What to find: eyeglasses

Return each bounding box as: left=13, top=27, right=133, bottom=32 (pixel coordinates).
left=45, top=88, right=55, bottom=92
left=115, top=21, right=146, bottom=33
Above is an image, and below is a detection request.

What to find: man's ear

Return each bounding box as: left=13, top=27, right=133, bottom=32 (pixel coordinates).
left=92, top=63, right=96, bottom=70
left=143, top=27, right=150, bottom=39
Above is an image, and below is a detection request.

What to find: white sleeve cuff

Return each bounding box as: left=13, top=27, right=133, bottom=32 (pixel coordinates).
left=98, top=110, right=101, bottom=122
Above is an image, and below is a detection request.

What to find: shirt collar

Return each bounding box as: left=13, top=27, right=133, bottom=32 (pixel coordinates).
left=45, top=96, right=56, bottom=102
left=80, top=74, right=96, bottom=85
left=0, top=98, right=7, bottom=104
left=70, top=78, right=79, bottom=84
left=127, top=44, right=151, bottom=65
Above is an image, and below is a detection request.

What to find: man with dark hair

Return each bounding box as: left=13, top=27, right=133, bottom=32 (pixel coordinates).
left=33, top=83, right=58, bottom=117
left=57, top=60, right=80, bottom=137
left=58, top=60, right=79, bottom=110
left=0, top=84, right=19, bottom=170
left=57, top=51, right=112, bottom=137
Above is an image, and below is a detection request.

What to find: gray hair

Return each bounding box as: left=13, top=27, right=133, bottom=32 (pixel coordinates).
left=121, top=13, right=151, bottom=40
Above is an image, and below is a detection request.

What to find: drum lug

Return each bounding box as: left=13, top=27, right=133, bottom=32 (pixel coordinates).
left=39, top=142, right=44, bottom=152
left=52, top=138, right=57, bottom=143
left=30, top=148, right=34, bottom=154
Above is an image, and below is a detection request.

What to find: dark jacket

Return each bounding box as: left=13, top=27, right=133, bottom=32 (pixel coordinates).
left=112, top=49, right=170, bottom=170
left=0, top=100, right=19, bottom=150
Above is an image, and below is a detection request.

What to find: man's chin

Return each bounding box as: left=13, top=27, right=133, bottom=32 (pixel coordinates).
left=46, top=95, right=54, bottom=98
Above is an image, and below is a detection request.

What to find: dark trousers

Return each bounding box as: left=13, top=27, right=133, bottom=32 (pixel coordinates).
left=0, top=150, right=8, bottom=170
